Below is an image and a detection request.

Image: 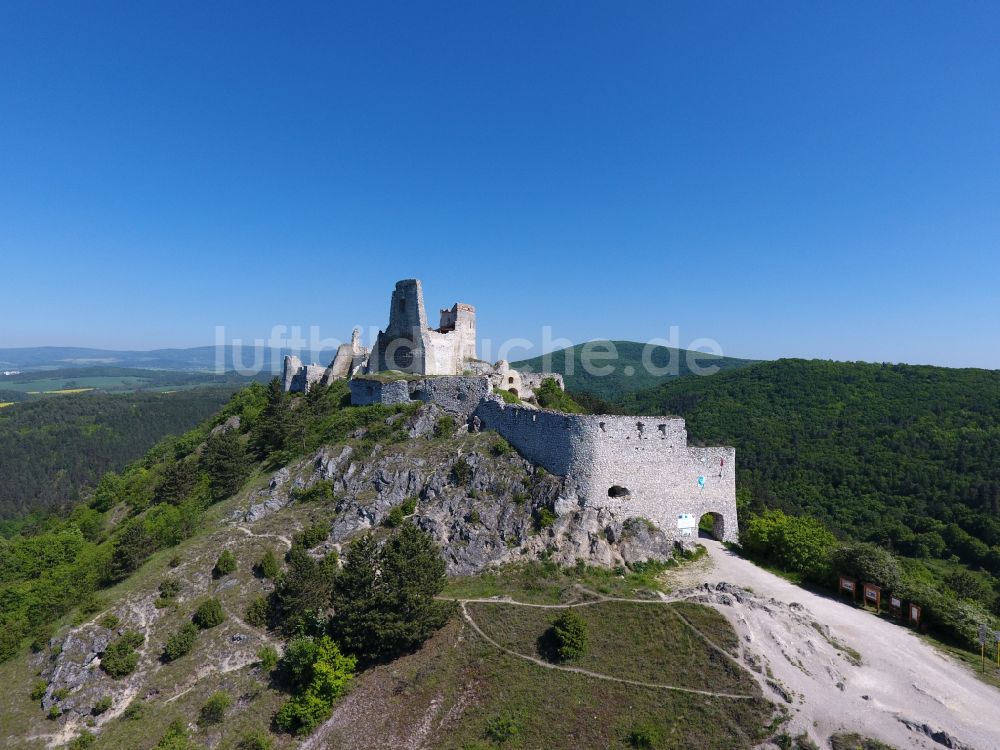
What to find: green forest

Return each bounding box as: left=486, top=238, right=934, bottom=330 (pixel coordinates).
left=0, top=387, right=242, bottom=520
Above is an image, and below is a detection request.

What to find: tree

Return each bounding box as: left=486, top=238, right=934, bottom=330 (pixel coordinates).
left=256, top=548, right=281, bottom=579
left=331, top=524, right=452, bottom=664
left=108, top=520, right=154, bottom=581
left=551, top=609, right=588, bottom=661
left=831, top=542, right=902, bottom=591
left=272, top=547, right=337, bottom=635
left=213, top=549, right=237, bottom=578
left=101, top=631, right=144, bottom=677
left=274, top=635, right=355, bottom=736
left=155, top=459, right=197, bottom=505
left=199, top=690, right=232, bottom=724
left=251, top=378, right=295, bottom=459
left=163, top=622, right=198, bottom=661
left=193, top=598, right=225, bottom=629
left=202, top=430, right=249, bottom=501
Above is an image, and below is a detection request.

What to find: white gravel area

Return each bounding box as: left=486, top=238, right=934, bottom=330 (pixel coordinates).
left=669, top=540, right=1000, bottom=750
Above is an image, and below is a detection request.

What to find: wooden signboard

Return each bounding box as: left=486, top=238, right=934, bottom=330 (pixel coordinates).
left=863, top=583, right=881, bottom=613
left=839, top=576, right=857, bottom=601
left=889, top=596, right=902, bottom=619
left=909, top=603, right=921, bottom=628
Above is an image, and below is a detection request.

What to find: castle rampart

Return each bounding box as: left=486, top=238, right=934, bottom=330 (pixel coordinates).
left=473, top=397, right=738, bottom=542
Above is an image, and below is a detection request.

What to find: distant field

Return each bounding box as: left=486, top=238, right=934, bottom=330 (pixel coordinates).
left=3, top=376, right=153, bottom=393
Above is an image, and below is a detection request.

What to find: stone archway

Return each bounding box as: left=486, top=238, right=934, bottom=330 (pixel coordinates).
left=699, top=512, right=725, bottom=541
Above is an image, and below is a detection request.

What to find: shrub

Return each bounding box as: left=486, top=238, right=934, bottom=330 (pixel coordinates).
left=495, top=389, right=520, bottom=404
left=245, top=595, right=269, bottom=628
left=401, top=497, right=417, bottom=515
left=291, top=480, right=336, bottom=504
left=163, top=622, right=198, bottom=661
left=831, top=542, right=902, bottom=591
left=53, top=686, right=70, bottom=700
left=627, top=723, right=663, bottom=749
left=193, top=598, right=225, bottom=629
left=551, top=609, right=587, bottom=661
left=534, top=507, right=557, bottom=530
left=101, top=630, right=144, bottom=678
left=294, top=522, right=329, bottom=550
left=274, top=636, right=356, bottom=735
left=383, top=505, right=405, bottom=528
left=236, top=730, right=274, bottom=750
left=258, top=644, right=279, bottom=671
left=199, top=690, right=232, bottom=724
left=67, top=731, right=95, bottom=749
left=168, top=554, right=182, bottom=568
left=92, top=696, right=113, bottom=715
left=158, top=577, right=182, bottom=600
left=213, top=549, right=237, bottom=578
left=256, top=548, right=282, bottom=579
left=484, top=714, right=521, bottom=743
left=451, top=457, right=473, bottom=486
left=155, top=718, right=195, bottom=749
left=741, top=509, right=837, bottom=580
left=30, top=679, right=47, bottom=701
left=121, top=700, right=144, bottom=721
left=535, top=378, right=585, bottom=413
left=434, top=415, right=456, bottom=439
left=99, top=613, right=120, bottom=630
left=47, top=704, right=61, bottom=720
left=490, top=436, right=512, bottom=456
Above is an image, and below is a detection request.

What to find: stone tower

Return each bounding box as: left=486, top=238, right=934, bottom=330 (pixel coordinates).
left=367, top=279, right=477, bottom=375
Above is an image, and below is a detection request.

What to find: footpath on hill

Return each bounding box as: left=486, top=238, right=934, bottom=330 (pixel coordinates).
left=667, top=539, right=1000, bottom=750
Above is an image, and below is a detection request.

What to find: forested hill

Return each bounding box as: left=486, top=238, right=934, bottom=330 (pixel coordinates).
left=512, top=340, right=758, bottom=400
left=0, top=388, right=240, bottom=520
left=617, top=359, right=1000, bottom=572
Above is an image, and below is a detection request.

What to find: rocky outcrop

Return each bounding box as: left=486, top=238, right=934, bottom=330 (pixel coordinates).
left=231, top=404, right=676, bottom=575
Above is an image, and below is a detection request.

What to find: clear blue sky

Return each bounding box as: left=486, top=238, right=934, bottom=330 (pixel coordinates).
left=1, top=2, right=998, bottom=367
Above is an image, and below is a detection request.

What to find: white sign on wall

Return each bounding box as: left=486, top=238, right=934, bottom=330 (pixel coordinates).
left=677, top=513, right=696, bottom=537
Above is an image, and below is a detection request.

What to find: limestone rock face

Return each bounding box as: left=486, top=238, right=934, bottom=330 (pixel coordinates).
left=232, top=404, right=675, bottom=575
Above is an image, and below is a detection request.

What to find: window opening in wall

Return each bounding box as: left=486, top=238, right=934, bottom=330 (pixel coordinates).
left=607, top=485, right=631, bottom=498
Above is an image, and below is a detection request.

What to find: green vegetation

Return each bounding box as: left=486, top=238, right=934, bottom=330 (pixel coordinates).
left=273, top=635, right=356, bottom=735
left=257, top=645, right=279, bottom=672
left=30, top=679, right=47, bottom=701
left=162, top=622, right=198, bottom=661
left=617, top=359, right=1000, bottom=651
left=212, top=549, right=237, bottom=577
left=93, top=696, right=113, bottom=714
left=0, top=382, right=242, bottom=519
left=512, top=340, right=757, bottom=400
left=535, top=377, right=586, bottom=413
left=198, top=690, right=232, bottom=725
left=549, top=609, right=588, bottom=661
left=256, top=547, right=281, bottom=579
left=451, top=456, right=473, bottom=485
left=245, top=595, right=269, bottom=627
left=100, top=630, right=144, bottom=678
left=331, top=523, right=453, bottom=665
left=193, top=598, right=225, bottom=629
left=829, top=734, right=896, bottom=750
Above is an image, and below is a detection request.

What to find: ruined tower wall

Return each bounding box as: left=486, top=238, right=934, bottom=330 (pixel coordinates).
left=473, top=398, right=738, bottom=542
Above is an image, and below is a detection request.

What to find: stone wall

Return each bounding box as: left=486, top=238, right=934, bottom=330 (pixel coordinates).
left=473, top=398, right=738, bottom=542
left=350, top=375, right=491, bottom=419
left=282, top=355, right=327, bottom=394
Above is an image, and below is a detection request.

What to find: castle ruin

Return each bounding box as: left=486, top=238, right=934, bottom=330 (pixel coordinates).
left=282, top=278, right=738, bottom=544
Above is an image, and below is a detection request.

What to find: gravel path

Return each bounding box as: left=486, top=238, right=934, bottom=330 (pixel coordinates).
left=669, top=539, right=1000, bottom=750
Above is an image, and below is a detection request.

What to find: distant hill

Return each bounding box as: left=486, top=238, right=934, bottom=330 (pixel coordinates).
left=512, top=340, right=759, bottom=400
left=0, top=345, right=339, bottom=373
left=616, top=359, right=1000, bottom=575
left=0, top=385, right=243, bottom=519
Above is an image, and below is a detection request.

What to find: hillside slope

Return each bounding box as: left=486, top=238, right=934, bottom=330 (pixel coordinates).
left=0, top=381, right=779, bottom=750
left=511, top=340, right=758, bottom=400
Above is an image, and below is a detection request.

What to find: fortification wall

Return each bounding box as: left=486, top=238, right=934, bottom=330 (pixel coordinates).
left=473, top=399, right=738, bottom=542
left=282, top=355, right=327, bottom=394
left=350, top=375, right=491, bottom=418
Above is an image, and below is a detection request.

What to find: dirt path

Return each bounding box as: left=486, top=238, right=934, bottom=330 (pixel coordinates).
left=667, top=540, right=1000, bottom=750
left=456, top=600, right=756, bottom=699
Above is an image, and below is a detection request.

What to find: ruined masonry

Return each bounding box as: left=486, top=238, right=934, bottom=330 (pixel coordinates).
left=282, top=278, right=738, bottom=543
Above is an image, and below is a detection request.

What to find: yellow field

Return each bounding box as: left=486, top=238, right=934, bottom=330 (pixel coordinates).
left=0, top=402, right=13, bottom=408
left=43, top=388, right=95, bottom=395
